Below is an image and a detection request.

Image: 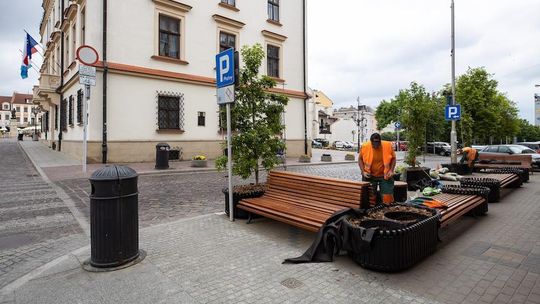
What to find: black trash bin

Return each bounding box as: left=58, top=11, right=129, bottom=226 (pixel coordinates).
left=89, top=165, right=140, bottom=268
left=17, top=133, right=23, bottom=141
left=155, top=143, right=170, bottom=169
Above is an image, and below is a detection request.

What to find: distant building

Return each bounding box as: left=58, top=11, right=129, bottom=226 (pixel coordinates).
left=333, top=105, right=377, bottom=144
left=534, top=94, right=540, bottom=126
left=310, top=89, right=337, bottom=141
left=0, top=93, right=42, bottom=129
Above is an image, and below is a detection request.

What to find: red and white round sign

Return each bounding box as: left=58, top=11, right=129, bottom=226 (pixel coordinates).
left=76, top=45, right=99, bottom=66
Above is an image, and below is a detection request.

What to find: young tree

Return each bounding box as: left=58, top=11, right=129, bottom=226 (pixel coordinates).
left=215, top=44, right=288, bottom=184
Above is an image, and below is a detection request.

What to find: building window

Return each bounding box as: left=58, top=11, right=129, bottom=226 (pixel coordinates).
left=158, top=95, right=184, bottom=130
left=221, top=0, right=235, bottom=6
left=71, top=24, right=77, bottom=62
left=5, top=114, right=9, bottom=120
left=24, top=117, right=28, bottom=123
left=81, top=9, right=86, bottom=45
left=219, top=31, right=236, bottom=52
left=197, top=112, right=206, bottom=126
left=77, top=89, right=83, bottom=124
left=267, top=44, right=280, bottom=78
left=55, top=105, right=58, bottom=130
left=65, top=34, right=70, bottom=65
left=2, top=104, right=8, bottom=110
left=60, top=99, right=67, bottom=131
left=159, top=14, right=180, bottom=59
left=268, top=0, right=279, bottom=22
left=68, top=95, right=74, bottom=126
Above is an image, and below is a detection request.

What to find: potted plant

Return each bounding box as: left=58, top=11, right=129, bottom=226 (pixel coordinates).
left=345, top=153, right=355, bottom=161
left=191, top=155, right=207, bottom=167
left=216, top=44, right=288, bottom=219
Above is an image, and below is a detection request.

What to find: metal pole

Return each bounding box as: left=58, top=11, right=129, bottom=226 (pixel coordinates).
left=226, top=103, right=234, bottom=222
left=356, top=97, right=360, bottom=151
left=397, top=129, right=400, bottom=152
left=450, top=0, right=458, bottom=164
left=83, top=85, right=90, bottom=172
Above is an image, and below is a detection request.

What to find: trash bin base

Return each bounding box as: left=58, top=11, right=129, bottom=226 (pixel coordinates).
left=83, top=249, right=146, bottom=272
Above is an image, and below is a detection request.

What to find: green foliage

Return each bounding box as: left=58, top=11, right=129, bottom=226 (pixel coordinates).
left=516, top=119, right=540, bottom=142
left=375, top=100, right=400, bottom=130
left=215, top=44, right=288, bottom=184
left=455, top=67, right=520, bottom=145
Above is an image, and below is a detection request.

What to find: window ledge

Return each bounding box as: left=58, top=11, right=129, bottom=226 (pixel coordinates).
left=269, top=76, right=285, bottom=83
left=156, top=129, right=185, bottom=134
left=266, top=19, right=282, bottom=27
left=218, top=2, right=239, bottom=12
left=151, top=55, right=189, bottom=65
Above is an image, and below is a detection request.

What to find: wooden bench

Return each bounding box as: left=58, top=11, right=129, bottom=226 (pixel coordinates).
left=431, top=193, right=487, bottom=228
left=476, top=153, right=532, bottom=171
left=237, top=171, right=371, bottom=232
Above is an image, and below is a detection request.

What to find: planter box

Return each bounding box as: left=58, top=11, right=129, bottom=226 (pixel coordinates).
left=298, top=156, right=311, bottom=163
left=321, top=154, right=332, bottom=162
left=345, top=154, right=355, bottom=161
left=404, top=167, right=430, bottom=191
left=223, top=187, right=265, bottom=220
left=343, top=206, right=439, bottom=272
left=191, top=160, right=207, bottom=167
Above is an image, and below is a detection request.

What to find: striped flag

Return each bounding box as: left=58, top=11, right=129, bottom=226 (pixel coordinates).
left=20, top=33, right=39, bottom=79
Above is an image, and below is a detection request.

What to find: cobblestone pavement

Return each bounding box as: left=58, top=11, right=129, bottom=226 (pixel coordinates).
left=8, top=173, right=540, bottom=303
left=0, top=140, right=87, bottom=290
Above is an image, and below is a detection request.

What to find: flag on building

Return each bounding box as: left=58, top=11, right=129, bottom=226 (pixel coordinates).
left=20, top=33, right=39, bottom=79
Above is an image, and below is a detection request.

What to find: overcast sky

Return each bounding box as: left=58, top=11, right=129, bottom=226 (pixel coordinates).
left=1, top=0, right=539, bottom=122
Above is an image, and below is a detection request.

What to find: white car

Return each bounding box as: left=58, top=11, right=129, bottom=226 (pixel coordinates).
left=343, top=141, right=354, bottom=149
left=333, top=141, right=345, bottom=149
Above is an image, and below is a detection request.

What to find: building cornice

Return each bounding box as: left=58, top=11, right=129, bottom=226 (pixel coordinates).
left=64, top=3, right=78, bottom=22
left=90, top=61, right=307, bottom=99
left=261, top=30, right=287, bottom=42
left=212, top=14, right=245, bottom=29
left=152, top=0, right=192, bottom=13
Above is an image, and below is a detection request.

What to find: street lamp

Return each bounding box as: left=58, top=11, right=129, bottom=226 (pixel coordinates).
left=32, top=106, right=42, bottom=141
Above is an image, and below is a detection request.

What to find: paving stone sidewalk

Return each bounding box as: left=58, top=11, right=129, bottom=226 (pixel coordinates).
left=0, top=140, right=87, bottom=291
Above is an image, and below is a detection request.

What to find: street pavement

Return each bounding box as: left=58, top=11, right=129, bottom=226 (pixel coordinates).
left=0, top=139, right=87, bottom=294
left=1, top=139, right=539, bottom=303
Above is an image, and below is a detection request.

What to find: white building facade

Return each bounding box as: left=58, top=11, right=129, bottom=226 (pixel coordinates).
left=35, top=0, right=309, bottom=163
left=0, top=94, right=42, bottom=129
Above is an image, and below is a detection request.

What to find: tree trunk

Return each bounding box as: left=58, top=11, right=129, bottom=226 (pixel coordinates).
left=255, top=161, right=259, bottom=185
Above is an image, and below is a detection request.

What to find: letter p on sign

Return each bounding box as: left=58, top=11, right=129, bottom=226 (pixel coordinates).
left=445, top=105, right=461, bottom=121
left=216, top=48, right=235, bottom=88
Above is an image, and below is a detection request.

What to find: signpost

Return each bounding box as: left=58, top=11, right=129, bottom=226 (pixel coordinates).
left=76, top=45, right=99, bottom=173
left=394, top=121, right=401, bottom=152
left=216, top=48, right=236, bottom=222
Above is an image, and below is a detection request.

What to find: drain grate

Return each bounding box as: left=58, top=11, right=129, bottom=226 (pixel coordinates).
left=280, top=278, right=304, bottom=289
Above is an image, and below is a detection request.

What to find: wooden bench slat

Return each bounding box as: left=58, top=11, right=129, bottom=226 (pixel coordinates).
left=267, top=178, right=362, bottom=201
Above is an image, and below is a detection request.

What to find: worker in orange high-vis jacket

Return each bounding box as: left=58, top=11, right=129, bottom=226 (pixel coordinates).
left=358, top=133, right=397, bottom=205
left=457, top=147, right=478, bottom=168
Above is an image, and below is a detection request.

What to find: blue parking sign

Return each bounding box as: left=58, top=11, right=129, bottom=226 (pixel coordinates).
left=445, top=105, right=461, bottom=121
left=215, top=48, right=235, bottom=88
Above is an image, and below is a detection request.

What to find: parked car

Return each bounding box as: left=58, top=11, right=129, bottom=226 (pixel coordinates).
left=343, top=141, right=354, bottom=149
left=480, top=144, right=540, bottom=168
left=471, top=145, right=487, bottom=151
left=311, top=140, right=322, bottom=149
left=517, top=142, right=540, bottom=153
left=313, top=138, right=329, bottom=147
left=333, top=141, right=345, bottom=149
left=425, top=142, right=451, bottom=156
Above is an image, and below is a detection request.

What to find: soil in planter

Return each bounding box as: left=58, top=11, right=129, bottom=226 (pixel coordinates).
left=223, top=183, right=268, bottom=219
left=347, top=205, right=433, bottom=228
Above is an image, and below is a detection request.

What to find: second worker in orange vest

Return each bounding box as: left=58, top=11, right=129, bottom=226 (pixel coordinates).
left=358, top=133, right=397, bottom=205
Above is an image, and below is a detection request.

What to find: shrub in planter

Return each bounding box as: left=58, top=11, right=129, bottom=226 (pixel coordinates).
left=345, top=153, right=355, bottom=161
left=223, top=183, right=267, bottom=219
left=191, top=155, right=207, bottom=167
left=298, top=154, right=311, bottom=163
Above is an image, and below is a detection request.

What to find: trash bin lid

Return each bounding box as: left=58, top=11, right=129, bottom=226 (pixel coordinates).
left=156, top=142, right=170, bottom=148
left=90, top=165, right=138, bottom=181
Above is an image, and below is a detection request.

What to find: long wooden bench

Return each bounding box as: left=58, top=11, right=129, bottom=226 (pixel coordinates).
left=431, top=193, right=487, bottom=228
left=237, top=171, right=371, bottom=232
left=476, top=153, right=532, bottom=170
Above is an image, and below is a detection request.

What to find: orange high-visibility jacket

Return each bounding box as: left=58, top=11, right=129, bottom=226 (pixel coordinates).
left=462, top=147, right=477, bottom=167
left=361, top=141, right=394, bottom=176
